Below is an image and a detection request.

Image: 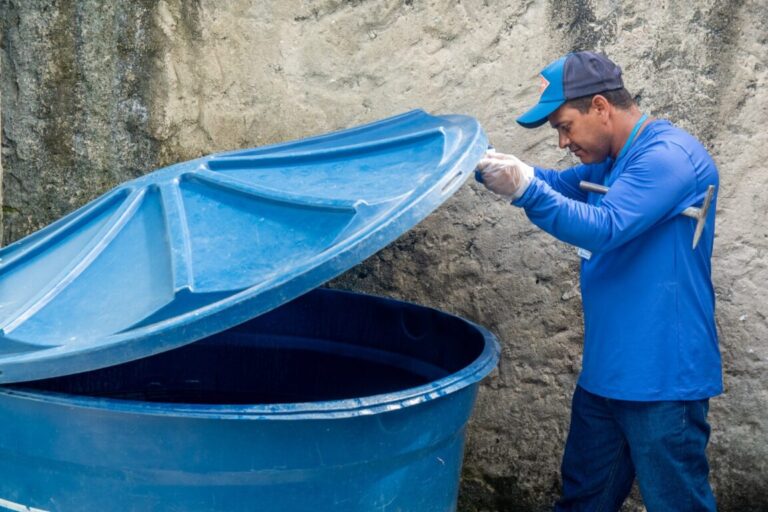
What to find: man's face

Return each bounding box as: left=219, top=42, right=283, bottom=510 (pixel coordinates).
left=548, top=103, right=612, bottom=164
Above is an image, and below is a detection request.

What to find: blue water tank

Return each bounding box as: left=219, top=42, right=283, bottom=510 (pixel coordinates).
left=0, top=111, right=498, bottom=511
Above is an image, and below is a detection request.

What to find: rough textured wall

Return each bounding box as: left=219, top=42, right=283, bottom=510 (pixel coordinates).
left=1, top=1, right=766, bottom=511
left=0, top=76, right=3, bottom=242
left=0, top=0, right=159, bottom=244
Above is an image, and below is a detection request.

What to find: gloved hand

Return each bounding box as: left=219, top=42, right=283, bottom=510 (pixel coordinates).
left=475, top=150, right=534, bottom=200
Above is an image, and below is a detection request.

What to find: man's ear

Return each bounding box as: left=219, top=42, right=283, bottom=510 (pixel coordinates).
left=591, top=95, right=611, bottom=121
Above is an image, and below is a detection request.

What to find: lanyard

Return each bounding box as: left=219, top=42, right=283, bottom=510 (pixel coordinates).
left=603, top=113, right=649, bottom=191
left=580, top=115, right=647, bottom=260
left=616, top=113, right=648, bottom=161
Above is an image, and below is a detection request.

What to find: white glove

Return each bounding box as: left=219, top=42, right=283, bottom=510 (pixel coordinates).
left=475, top=150, right=534, bottom=200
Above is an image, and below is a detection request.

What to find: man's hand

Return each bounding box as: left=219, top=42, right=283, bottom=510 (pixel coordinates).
left=475, top=150, right=534, bottom=200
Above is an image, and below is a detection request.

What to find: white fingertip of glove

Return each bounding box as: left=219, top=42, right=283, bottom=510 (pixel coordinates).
left=484, top=149, right=516, bottom=161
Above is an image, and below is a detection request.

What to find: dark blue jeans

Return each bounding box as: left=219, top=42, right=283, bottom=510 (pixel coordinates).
left=555, top=386, right=717, bottom=512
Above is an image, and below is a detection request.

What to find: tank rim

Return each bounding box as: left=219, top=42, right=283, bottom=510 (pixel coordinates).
left=0, top=318, right=499, bottom=420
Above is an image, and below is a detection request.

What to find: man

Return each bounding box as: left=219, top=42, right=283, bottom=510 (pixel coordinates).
left=476, top=51, right=721, bottom=511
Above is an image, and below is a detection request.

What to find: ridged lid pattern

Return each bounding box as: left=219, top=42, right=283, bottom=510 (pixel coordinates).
left=0, top=110, right=487, bottom=383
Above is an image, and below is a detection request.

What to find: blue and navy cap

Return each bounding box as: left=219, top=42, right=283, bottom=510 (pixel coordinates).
left=516, top=51, right=624, bottom=129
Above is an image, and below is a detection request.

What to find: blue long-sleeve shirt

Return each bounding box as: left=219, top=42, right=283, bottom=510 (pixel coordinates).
left=514, top=120, right=722, bottom=400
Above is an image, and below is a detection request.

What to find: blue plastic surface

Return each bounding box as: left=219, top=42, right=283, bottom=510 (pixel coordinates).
left=0, top=288, right=500, bottom=511
left=0, top=110, right=487, bottom=383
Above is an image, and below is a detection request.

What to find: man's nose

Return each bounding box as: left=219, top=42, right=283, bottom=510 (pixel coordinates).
left=558, top=132, right=570, bottom=149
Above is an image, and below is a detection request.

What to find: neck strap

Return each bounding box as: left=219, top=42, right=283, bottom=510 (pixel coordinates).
left=616, top=113, right=648, bottom=161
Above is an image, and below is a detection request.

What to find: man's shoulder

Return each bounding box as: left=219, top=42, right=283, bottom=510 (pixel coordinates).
left=644, top=120, right=711, bottom=156
left=636, top=120, right=719, bottom=185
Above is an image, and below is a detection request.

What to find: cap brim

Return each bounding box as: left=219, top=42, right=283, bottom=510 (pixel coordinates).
left=516, top=99, right=565, bottom=129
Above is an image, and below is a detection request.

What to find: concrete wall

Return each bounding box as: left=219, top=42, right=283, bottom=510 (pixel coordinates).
left=0, top=64, right=3, bottom=242
left=1, top=1, right=766, bottom=510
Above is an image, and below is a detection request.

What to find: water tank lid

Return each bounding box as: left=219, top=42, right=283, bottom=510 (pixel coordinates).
left=0, top=110, right=487, bottom=383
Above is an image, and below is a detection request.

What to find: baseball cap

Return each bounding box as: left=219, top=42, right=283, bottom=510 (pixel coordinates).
left=516, top=51, right=624, bottom=128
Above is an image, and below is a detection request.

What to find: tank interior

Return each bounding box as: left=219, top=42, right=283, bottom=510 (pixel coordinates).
left=11, top=288, right=487, bottom=404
